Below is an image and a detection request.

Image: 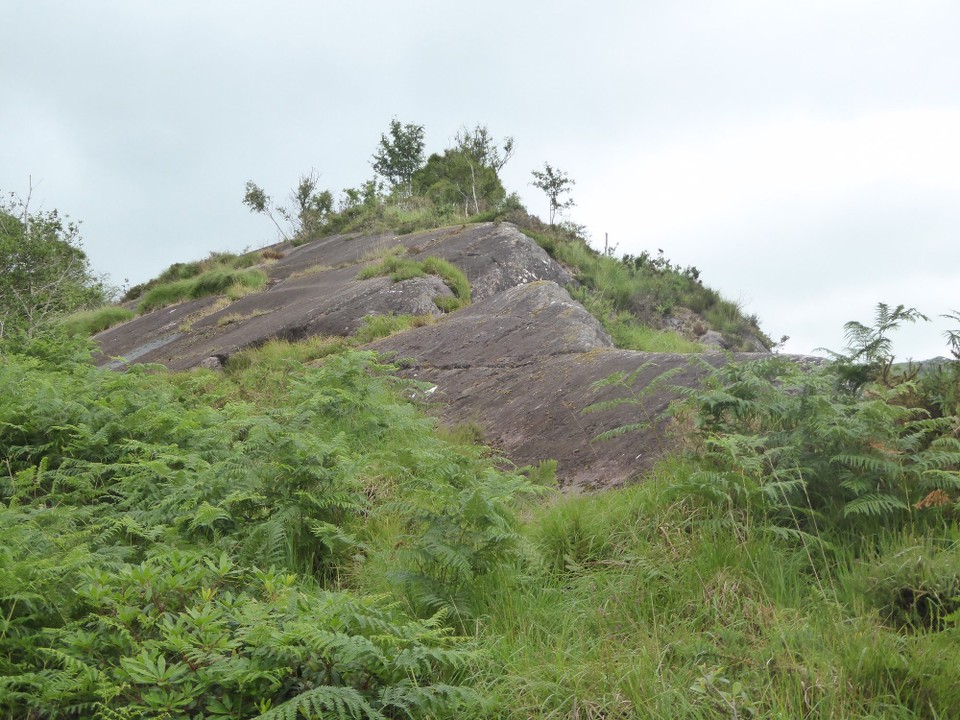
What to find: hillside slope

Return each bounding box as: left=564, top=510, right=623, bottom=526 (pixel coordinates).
left=95, top=222, right=763, bottom=486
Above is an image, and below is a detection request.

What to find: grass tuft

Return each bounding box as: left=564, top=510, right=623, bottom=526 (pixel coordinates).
left=357, top=255, right=471, bottom=312
left=137, top=268, right=267, bottom=313
left=59, top=306, right=135, bottom=336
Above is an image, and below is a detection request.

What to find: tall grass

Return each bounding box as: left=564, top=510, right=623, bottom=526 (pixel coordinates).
left=122, top=249, right=266, bottom=301
left=466, top=472, right=960, bottom=718
left=352, top=313, right=435, bottom=344
left=137, top=267, right=267, bottom=312
left=59, top=305, right=135, bottom=336
left=357, top=254, right=471, bottom=312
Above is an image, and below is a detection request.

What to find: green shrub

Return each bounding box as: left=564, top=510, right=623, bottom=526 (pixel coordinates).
left=0, top=335, right=540, bottom=716
left=667, top=355, right=960, bottom=538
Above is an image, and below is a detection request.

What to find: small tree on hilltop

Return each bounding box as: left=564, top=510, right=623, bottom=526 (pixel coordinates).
left=412, top=125, right=514, bottom=217
left=371, top=118, right=426, bottom=196
left=243, top=169, right=333, bottom=244
left=0, top=183, right=108, bottom=340
left=531, top=162, right=575, bottom=225
left=454, top=124, right=515, bottom=177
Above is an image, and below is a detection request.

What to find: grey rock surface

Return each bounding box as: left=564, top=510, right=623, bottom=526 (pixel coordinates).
left=372, top=282, right=735, bottom=488
left=93, top=221, right=759, bottom=487
left=94, top=223, right=570, bottom=371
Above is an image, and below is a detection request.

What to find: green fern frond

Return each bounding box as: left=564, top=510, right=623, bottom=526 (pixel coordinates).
left=257, top=685, right=383, bottom=720
left=831, top=453, right=901, bottom=476
left=842, top=492, right=909, bottom=518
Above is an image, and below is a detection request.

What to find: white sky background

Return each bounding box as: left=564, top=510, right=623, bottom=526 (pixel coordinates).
left=2, top=0, right=958, bottom=358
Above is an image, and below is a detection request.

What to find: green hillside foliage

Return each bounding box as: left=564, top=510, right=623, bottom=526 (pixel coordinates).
left=517, top=219, right=769, bottom=352
left=1, top=193, right=109, bottom=340
left=0, top=331, right=536, bottom=717
left=4, top=308, right=960, bottom=718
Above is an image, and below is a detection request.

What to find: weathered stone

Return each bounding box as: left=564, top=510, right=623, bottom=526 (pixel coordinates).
left=372, top=282, right=744, bottom=489
left=199, top=356, right=224, bottom=370
left=92, top=221, right=765, bottom=488
left=698, top=330, right=728, bottom=349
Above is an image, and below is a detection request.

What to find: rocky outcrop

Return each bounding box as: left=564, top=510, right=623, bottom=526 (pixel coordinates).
left=371, top=281, right=732, bottom=488
left=95, top=223, right=572, bottom=371
left=94, top=221, right=753, bottom=487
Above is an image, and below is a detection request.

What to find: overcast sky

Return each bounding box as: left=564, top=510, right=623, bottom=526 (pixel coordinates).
left=2, top=0, right=958, bottom=358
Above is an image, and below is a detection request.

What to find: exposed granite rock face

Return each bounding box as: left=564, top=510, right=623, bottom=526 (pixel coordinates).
left=371, top=281, right=738, bottom=488
left=375, top=281, right=613, bottom=369
left=698, top=330, right=727, bottom=349
left=93, top=221, right=766, bottom=487
left=94, top=223, right=572, bottom=371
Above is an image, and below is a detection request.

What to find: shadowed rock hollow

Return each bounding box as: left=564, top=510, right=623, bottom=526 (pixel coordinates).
left=95, top=222, right=748, bottom=487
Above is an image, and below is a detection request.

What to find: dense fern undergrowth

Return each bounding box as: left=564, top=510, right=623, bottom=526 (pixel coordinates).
left=4, top=304, right=960, bottom=718
left=0, top=331, right=537, bottom=718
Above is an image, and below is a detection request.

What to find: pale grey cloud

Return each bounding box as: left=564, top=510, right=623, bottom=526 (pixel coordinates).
left=2, top=0, right=957, bottom=358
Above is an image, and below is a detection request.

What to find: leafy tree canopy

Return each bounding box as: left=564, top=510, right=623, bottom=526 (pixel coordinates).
left=371, top=118, right=426, bottom=193
left=0, top=188, right=107, bottom=340
left=243, top=170, right=334, bottom=244
left=411, top=125, right=513, bottom=217
left=412, top=149, right=506, bottom=216
left=453, top=124, right=514, bottom=176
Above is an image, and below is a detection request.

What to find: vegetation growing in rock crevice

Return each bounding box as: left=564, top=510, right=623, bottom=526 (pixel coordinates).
left=357, top=254, right=472, bottom=313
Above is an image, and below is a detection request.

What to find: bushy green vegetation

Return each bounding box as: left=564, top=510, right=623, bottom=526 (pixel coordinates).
left=467, top=306, right=960, bottom=718
left=122, top=249, right=264, bottom=303
left=1, top=189, right=109, bottom=340
left=520, top=221, right=769, bottom=352
left=245, top=123, right=518, bottom=247
left=4, top=304, right=960, bottom=718
left=0, top=332, right=534, bottom=718
left=357, top=255, right=471, bottom=312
